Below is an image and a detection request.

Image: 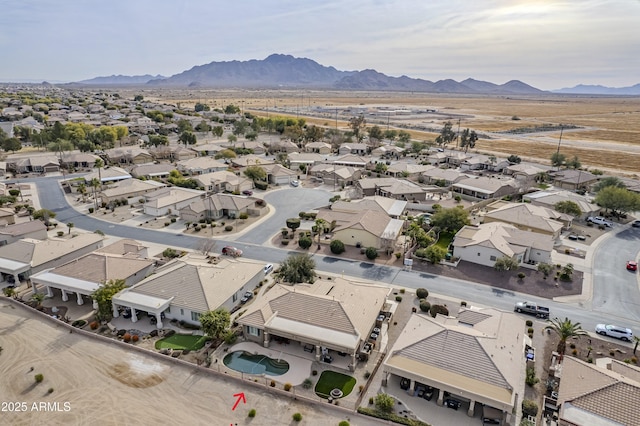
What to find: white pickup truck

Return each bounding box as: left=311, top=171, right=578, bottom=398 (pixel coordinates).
left=514, top=301, right=550, bottom=319
left=586, top=216, right=612, bottom=227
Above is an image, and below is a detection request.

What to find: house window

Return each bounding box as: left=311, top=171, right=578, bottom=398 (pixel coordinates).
left=247, top=326, right=261, bottom=337
left=180, top=308, right=184, bottom=316
left=191, top=311, right=201, bottom=322
left=490, top=255, right=497, bottom=261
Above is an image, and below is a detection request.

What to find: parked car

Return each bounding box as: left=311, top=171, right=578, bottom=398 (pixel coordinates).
left=322, top=354, right=333, bottom=363
left=416, top=384, right=434, bottom=401
left=290, top=180, right=300, bottom=187
left=514, top=301, right=550, bottom=319
left=444, top=398, right=461, bottom=410
left=399, top=378, right=410, bottom=390
left=595, top=324, right=633, bottom=341
left=632, top=220, right=640, bottom=228
left=627, top=261, right=638, bottom=271
left=240, top=291, right=254, bottom=304
left=586, top=216, right=612, bottom=227
left=263, top=263, right=274, bottom=274
left=221, top=246, right=243, bottom=257
left=242, top=189, right=253, bottom=196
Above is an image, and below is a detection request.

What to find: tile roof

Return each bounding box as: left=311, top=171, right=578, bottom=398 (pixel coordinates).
left=0, top=220, right=47, bottom=237
left=0, top=233, right=103, bottom=267
left=49, top=253, right=154, bottom=283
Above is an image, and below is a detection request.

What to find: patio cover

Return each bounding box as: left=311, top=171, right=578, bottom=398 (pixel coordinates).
left=267, top=316, right=360, bottom=352
left=0, top=258, right=30, bottom=274
left=32, top=271, right=100, bottom=295
left=113, top=291, right=172, bottom=313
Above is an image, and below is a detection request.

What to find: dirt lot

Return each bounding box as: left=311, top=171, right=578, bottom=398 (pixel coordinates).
left=0, top=303, right=357, bottom=426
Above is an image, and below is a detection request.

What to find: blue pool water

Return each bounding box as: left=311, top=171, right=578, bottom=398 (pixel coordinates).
left=223, top=351, right=290, bottom=376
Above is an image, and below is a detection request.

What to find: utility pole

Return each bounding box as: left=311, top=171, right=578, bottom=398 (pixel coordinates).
left=456, top=118, right=461, bottom=149
left=555, top=125, right=564, bottom=170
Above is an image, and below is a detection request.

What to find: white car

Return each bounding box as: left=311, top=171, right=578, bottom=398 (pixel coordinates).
left=263, top=263, right=274, bottom=274
left=595, top=324, right=633, bottom=341
left=290, top=180, right=300, bottom=187
left=586, top=216, right=612, bottom=227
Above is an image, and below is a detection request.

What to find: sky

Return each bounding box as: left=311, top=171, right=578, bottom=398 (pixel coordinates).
left=0, top=0, right=638, bottom=90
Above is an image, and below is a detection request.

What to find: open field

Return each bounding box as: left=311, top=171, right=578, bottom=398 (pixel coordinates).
left=146, top=90, right=640, bottom=174
left=0, top=302, right=355, bottom=425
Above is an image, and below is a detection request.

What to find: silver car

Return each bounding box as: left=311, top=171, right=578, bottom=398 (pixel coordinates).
left=595, top=324, right=633, bottom=341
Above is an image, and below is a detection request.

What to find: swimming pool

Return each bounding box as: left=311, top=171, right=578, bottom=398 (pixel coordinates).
left=223, top=351, right=290, bottom=376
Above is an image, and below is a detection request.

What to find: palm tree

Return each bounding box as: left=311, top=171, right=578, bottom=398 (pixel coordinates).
left=544, top=317, right=588, bottom=355
left=31, top=292, right=45, bottom=309
left=78, top=182, right=87, bottom=202
left=67, top=222, right=74, bottom=235
left=314, top=218, right=328, bottom=248
left=90, top=178, right=100, bottom=212
left=94, top=158, right=104, bottom=191
left=2, top=287, right=16, bottom=298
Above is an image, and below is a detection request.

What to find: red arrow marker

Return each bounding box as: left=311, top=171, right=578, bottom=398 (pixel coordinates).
left=232, top=392, right=246, bottom=411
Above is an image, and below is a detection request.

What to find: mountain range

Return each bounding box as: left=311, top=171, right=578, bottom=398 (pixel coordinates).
left=552, top=84, right=640, bottom=95
left=74, top=54, right=638, bottom=95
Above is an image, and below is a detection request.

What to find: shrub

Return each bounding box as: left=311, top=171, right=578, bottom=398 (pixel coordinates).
left=572, top=349, right=578, bottom=356
left=429, top=304, right=449, bottom=318
left=416, top=288, right=429, bottom=299
left=88, top=207, right=94, bottom=213
left=284, top=383, right=292, bottom=391
left=270, top=380, right=276, bottom=387
left=368, top=397, right=374, bottom=405
left=56, top=231, right=64, bottom=237
left=339, top=422, right=350, bottom=426
left=395, top=252, right=402, bottom=259
left=281, top=239, right=290, bottom=245
left=525, top=320, right=533, bottom=327
left=224, top=225, right=233, bottom=232
left=132, top=335, right=139, bottom=342
left=395, top=296, right=402, bottom=302
left=460, top=301, right=467, bottom=307
left=569, top=343, right=576, bottom=349
left=224, top=330, right=237, bottom=345
left=526, top=367, right=539, bottom=386
left=365, top=247, right=378, bottom=260
left=312, top=370, right=318, bottom=376
left=171, top=218, right=176, bottom=223
left=248, top=409, right=256, bottom=418
left=522, top=399, right=538, bottom=417
left=302, top=378, right=313, bottom=389
left=292, top=413, right=302, bottom=422
left=517, top=272, right=526, bottom=279
left=419, top=301, right=431, bottom=312
left=34, top=374, right=44, bottom=383
left=364, top=370, right=371, bottom=379
left=90, top=321, right=98, bottom=330
left=123, top=333, right=131, bottom=342
left=193, top=225, right=200, bottom=232
left=47, top=388, right=54, bottom=394
left=374, top=393, right=395, bottom=413
left=298, top=236, right=312, bottom=249
left=330, top=240, right=345, bottom=254
left=528, top=327, right=534, bottom=334
left=164, top=222, right=170, bottom=227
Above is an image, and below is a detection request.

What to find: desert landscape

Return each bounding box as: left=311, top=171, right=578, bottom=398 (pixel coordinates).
left=140, top=90, right=640, bottom=174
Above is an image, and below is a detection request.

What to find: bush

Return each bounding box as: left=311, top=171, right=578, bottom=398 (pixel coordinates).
left=123, top=333, right=131, bottom=342
left=525, top=320, right=533, bottom=327
left=298, top=236, right=312, bottom=249
left=526, top=367, right=539, bottom=386
left=522, top=399, right=538, bottom=417
left=35, top=374, right=44, bottom=383
left=224, top=225, right=233, bottom=232
left=312, top=370, right=318, bottom=376
left=47, top=388, right=54, bottom=394
left=164, top=222, right=170, bottom=227
left=270, top=380, right=276, bottom=387
left=429, top=304, right=449, bottom=318
left=90, top=321, right=98, bottom=330
left=132, top=334, right=139, bottom=342
left=248, top=409, right=256, bottom=418
left=339, top=422, right=350, bottom=426
left=88, top=207, right=94, bottom=213
left=302, top=378, right=313, bottom=389
left=292, top=413, right=302, bottom=422
left=416, top=288, right=429, bottom=299
left=56, top=231, right=64, bottom=237
left=528, top=327, right=534, bottom=334
left=374, top=393, right=395, bottom=413
left=171, top=218, right=176, bottom=223
left=460, top=301, right=467, bottom=307
left=284, top=383, right=292, bottom=391
left=281, top=239, right=290, bottom=245
left=330, top=240, right=345, bottom=254
left=517, top=272, right=526, bottom=279
left=365, top=247, right=378, bottom=260
left=395, top=296, right=402, bottom=302
left=419, top=301, right=431, bottom=312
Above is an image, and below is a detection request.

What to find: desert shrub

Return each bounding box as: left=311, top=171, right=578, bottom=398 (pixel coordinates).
left=123, top=333, right=131, bottom=342
left=528, top=327, right=534, bottom=334
left=163, top=248, right=179, bottom=258
left=399, top=288, right=405, bottom=294
left=284, top=383, right=292, bottom=391
left=460, top=301, right=467, bottom=307
left=224, top=225, right=233, bottom=232
left=358, top=384, right=364, bottom=393
left=416, top=288, right=429, bottom=299
left=34, top=374, right=44, bottom=383
left=365, top=247, right=378, bottom=260
left=312, top=370, right=318, bottom=376
left=90, top=321, right=98, bottom=330
left=132, top=335, right=139, bottom=342
left=525, top=320, right=533, bottom=327
left=248, top=409, right=256, bottom=418
left=193, top=225, right=200, bottom=231
left=171, top=218, right=176, bottom=223
left=526, top=367, right=539, bottom=386
left=164, top=222, right=170, bottom=227
left=572, top=349, right=578, bottom=356
left=419, top=301, right=431, bottom=312
left=364, top=370, right=371, bottom=379
left=298, top=236, right=312, bottom=249
left=88, top=207, right=94, bottom=213
left=56, top=231, right=64, bottom=237
left=522, top=399, right=538, bottom=417
left=339, top=422, right=350, bottom=426
left=429, top=304, right=449, bottom=318
left=302, top=378, right=313, bottom=389
left=330, top=240, right=345, bottom=254
left=374, top=393, right=395, bottom=413
left=47, top=388, right=54, bottom=394
left=517, top=272, right=526, bottom=279
left=395, top=296, right=402, bottom=302
left=292, top=413, right=302, bottom=422
left=270, top=380, right=276, bottom=387
left=281, top=239, right=290, bottom=245
left=569, top=343, right=576, bottom=349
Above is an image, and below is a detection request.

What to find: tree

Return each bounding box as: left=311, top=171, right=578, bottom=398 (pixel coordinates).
left=384, top=129, right=398, bottom=141
left=435, top=121, right=456, bottom=147
left=195, top=120, right=211, bottom=133
left=374, top=393, right=395, bottom=413
left=199, top=308, right=230, bottom=340
left=595, top=186, right=640, bottom=215
left=66, top=222, right=74, bottom=235
left=374, top=162, right=387, bottom=173
left=429, top=304, right=449, bottom=318
left=276, top=254, right=316, bottom=284
left=212, top=126, right=224, bottom=138
left=423, top=246, right=447, bottom=264
left=593, top=176, right=625, bottom=193
left=507, top=154, right=522, bottom=164
left=348, top=115, right=366, bottom=142
left=94, top=158, right=104, bottom=191
left=31, top=292, right=45, bottom=308
left=566, top=155, right=581, bottom=169
left=285, top=218, right=301, bottom=236
left=148, top=135, right=169, bottom=147
left=537, top=262, right=553, bottom=278
left=554, top=200, right=582, bottom=217
left=559, top=263, right=574, bottom=281
left=243, top=165, right=266, bottom=183
left=179, top=130, right=197, bottom=145
left=330, top=240, right=345, bottom=254
left=90, top=178, right=100, bottom=212
left=314, top=218, right=328, bottom=246
left=544, top=317, right=588, bottom=354
left=32, top=208, right=56, bottom=224
left=550, top=152, right=566, bottom=168
left=459, top=128, right=478, bottom=152
left=397, top=130, right=411, bottom=143
left=367, top=125, right=384, bottom=145
left=1, top=137, right=22, bottom=152
left=494, top=256, right=519, bottom=272
left=416, top=288, right=429, bottom=299
left=91, top=279, right=126, bottom=321
left=429, top=206, right=470, bottom=233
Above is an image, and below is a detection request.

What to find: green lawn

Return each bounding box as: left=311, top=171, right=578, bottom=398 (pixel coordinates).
left=434, top=231, right=454, bottom=250
left=314, top=371, right=356, bottom=399
left=155, top=334, right=210, bottom=351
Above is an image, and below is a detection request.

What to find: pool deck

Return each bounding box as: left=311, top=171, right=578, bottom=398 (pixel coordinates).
left=223, top=341, right=313, bottom=385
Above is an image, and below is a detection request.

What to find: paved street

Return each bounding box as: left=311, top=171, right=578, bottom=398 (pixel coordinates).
left=27, top=176, right=640, bottom=338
